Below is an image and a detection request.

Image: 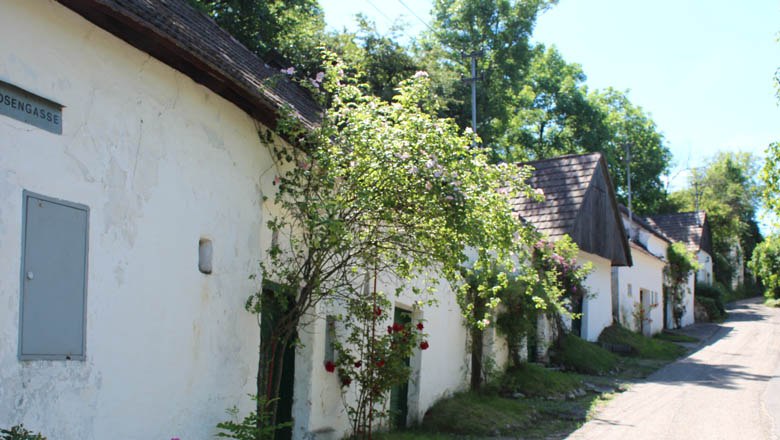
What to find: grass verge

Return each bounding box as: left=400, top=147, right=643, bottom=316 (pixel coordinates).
left=421, top=392, right=535, bottom=436
left=598, top=325, right=686, bottom=360
left=551, top=333, right=618, bottom=375
left=499, top=363, right=582, bottom=397
left=379, top=329, right=689, bottom=440
left=653, top=331, right=699, bottom=343
left=766, top=298, right=780, bottom=308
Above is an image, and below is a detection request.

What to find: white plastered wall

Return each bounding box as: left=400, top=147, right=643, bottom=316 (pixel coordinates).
left=297, top=273, right=470, bottom=440
left=614, top=243, right=666, bottom=336
left=0, top=2, right=283, bottom=438
left=579, top=251, right=613, bottom=342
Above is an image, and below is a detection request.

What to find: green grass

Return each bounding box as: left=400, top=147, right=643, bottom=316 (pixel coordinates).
left=551, top=333, right=619, bottom=375
left=374, top=432, right=450, bottom=440
left=653, top=331, right=699, bottom=343
left=766, top=298, right=780, bottom=308
left=598, top=325, right=686, bottom=360
left=421, top=392, right=535, bottom=436
left=376, top=331, right=685, bottom=440
left=499, top=362, right=583, bottom=397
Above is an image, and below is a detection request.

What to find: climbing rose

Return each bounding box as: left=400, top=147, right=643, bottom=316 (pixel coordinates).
left=376, top=360, right=386, bottom=368
left=387, top=325, right=393, bottom=334
left=374, top=307, right=382, bottom=317
left=354, top=360, right=362, bottom=368
left=416, top=322, right=424, bottom=331
left=420, top=341, right=429, bottom=350
left=324, top=361, right=336, bottom=373
left=392, top=322, right=403, bottom=332
left=341, top=376, right=352, bottom=386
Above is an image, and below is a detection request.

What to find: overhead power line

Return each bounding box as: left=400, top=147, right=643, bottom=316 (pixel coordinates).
left=365, top=0, right=393, bottom=24
left=395, top=0, right=435, bottom=33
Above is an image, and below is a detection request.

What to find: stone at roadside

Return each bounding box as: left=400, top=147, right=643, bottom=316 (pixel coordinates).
left=583, top=382, right=615, bottom=394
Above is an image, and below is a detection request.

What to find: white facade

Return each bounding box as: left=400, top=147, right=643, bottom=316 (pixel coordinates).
left=579, top=251, right=613, bottom=342
left=0, top=2, right=278, bottom=438
left=297, top=275, right=470, bottom=440
left=0, top=3, right=474, bottom=439
left=613, top=217, right=668, bottom=336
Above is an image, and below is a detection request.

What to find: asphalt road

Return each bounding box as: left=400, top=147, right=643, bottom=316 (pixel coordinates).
left=570, top=298, right=780, bottom=440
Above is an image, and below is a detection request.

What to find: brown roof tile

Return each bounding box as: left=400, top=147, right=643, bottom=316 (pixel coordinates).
left=58, top=0, right=321, bottom=131
left=646, top=212, right=709, bottom=253
left=512, top=153, right=602, bottom=239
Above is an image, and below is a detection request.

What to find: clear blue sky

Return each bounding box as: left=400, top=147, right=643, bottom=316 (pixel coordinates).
left=320, top=0, right=780, bottom=192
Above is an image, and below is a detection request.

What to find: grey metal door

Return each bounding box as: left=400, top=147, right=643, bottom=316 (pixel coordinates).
left=19, top=192, right=89, bottom=360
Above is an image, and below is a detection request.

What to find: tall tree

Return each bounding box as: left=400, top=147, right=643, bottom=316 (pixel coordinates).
left=588, top=88, right=672, bottom=215
left=188, top=0, right=326, bottom=75
left=503, top=45, right=608, bottom=161
left=327, top=17, right=422, bottom=102
left=669, top=152, right=763, bottom=285
left=419, top=0, right=557, bottom=161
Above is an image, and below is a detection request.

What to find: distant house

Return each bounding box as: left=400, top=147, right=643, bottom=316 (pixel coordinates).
left=647, top=211, right=713, bottom=327
left=612, top=205, right=672, bottom=336
left=510, top=153, right=632, bottom=343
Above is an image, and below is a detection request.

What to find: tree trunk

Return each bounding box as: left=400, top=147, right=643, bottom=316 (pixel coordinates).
left=470, top=294, right=486, bottom=392
left=470, top=326, right=484, bottom=391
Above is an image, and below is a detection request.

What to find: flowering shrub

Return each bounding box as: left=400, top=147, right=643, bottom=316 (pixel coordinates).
left=631, top=301, right=659, bottom=332
left=243, top=52, right=535, bottom=431
left=494, top=234, right=591, bottom=366
left=327, top=294, right=427, bottom=438
left=664, top=242, right=700, bottom=327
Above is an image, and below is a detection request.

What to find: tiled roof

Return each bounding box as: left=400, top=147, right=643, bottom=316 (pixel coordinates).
left=510, top=153, right=602, bottom=239
left=646, top=212, right=707, bottom=252
left=58, top=0, right=321, bottom=131
left=618, top=204, right=673, bottom=244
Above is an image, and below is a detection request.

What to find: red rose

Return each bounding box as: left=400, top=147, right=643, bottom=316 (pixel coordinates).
left=374, top=307, right=382, bottom=317
left=354, top=360, right=362, bottom=368
left=387, top=325, right=393, bottom=334
left=341, top=376, right=352, bottom=386
left=324, top=361, right=336, bottom=373
left=392, top=322, right=403, bottom=332
left=420, top=341, right=429, bottom=350
left=416, top=322, right=424, bottom=331
left=376, top=360, right=386, bottom=368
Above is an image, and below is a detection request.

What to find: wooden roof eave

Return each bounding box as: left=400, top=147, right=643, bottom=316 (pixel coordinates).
left=57, top=0, right=321, bottom=137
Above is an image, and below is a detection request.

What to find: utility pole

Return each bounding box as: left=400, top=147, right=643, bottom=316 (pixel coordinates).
left=625, top=142, right=633, bottom=238
left=693, top=168, right=701, bottom=225
left=463, top=50, right=483, bottom=147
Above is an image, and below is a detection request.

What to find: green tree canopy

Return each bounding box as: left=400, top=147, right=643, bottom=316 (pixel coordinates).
left=669, top=152, right=763, bottom=285
left=188, top=0, right=326, bottom=75
left=503, top=45, right=608, bottom=162
left=419, top=0, right=556, bottom=160
left=589, top=88, right=672, bottom=215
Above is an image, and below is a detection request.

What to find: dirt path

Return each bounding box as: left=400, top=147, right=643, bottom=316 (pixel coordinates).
left=570, top=298, right=780, bottom=440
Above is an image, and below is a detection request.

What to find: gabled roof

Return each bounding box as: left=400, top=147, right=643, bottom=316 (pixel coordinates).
left=510, top=152, right=632, bottom=266
left=57, top=0, right=321, bottom=131
left=617, top=204, right=673, bottom=244
left=646, top=211, right=713, bottom=255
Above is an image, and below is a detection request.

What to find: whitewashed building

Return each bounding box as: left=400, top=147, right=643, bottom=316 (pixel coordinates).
left=612, top=205, right=671, bottom=336
left=0, top=1, right=472, bottom=439
left=647, top=211, right=713, bottom=327
left=509, top=153, right=632, bottom=346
